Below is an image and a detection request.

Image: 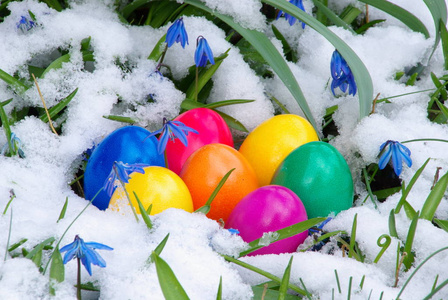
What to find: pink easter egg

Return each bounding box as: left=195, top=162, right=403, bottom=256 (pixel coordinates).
left=226, top=185, right=308, bottom=256
left=165, top=108, right=234, bottom=174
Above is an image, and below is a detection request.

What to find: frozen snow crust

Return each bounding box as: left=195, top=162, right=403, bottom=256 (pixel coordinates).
left=0, top=0, right=448, bottom=299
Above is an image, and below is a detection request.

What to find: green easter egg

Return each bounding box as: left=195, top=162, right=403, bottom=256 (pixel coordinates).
left=271, top=141, right=353, bottom=218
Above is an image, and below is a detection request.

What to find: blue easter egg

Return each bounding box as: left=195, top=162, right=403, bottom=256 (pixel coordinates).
left=84, top=126, right=165, bottom=210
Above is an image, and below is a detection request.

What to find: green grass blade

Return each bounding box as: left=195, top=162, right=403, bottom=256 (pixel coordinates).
left=222, top=254, right=306, bottom=296
left=348, top=214, right=358, bottom=259
left=357, top=0, right=429, bottom=38
left=121, top=0, right=151, bottom=19
left=181, top=98, right=254, bottom=110
left=435, top=99, right=448, bottom=119
left=2, top=189, right=15, bottom=215
left=148, top=34, right=167, bottom=61
left=424, top=0, right=448, bottom=61
left=133, top=191, right=153, bottom=229
left=356, top=19, right=386, bottom=34
left=423, top=279, right=448, bottom=300
left=40, top=54, right=71, bottom=78
left=279, top=256, right=293, bottom=300
left=0, top=69, right=29, bottom=94
left=0, top=99, right=14, bottom=155
left=103, top=115, right=137, bottom=124
left=389, top=209, right=398, bottom=238
left=151, top=251, right=190, bottom=300
left=262, top=0, right=374, bottom=121
left=25, top=237, right=56, bottom=260
left=339, top=5, right=362, bottom=24
left=56, top=197, right=68, bottom=223
left=403, top=200, right=417, bottom=220
left=8, top=238, right=27, bottom=252
left=440, top=20, right=448, bottom=70
left=183, top=0, right=319, bottom=133
left=311, top=0, right=355, bottom=33
left=420, top=171, right=448, bottom=221
left=40, top=88, right=78, bottom=123
left=216, top=276, right=222, bottom=300
left=395, top=158, right=430, bottom=213
left=239, top=217, right=326, bottom=257
left=272, top=24, right=298, bottom=62
left=403, top=212, right=419, bottom=271
left=434, top=218, right=448, bottom=232
left=195, top=168, right=235, bottom=214
left=49, top=247, right=65, bottom=295
left=148, top=234, right=170, bottom=264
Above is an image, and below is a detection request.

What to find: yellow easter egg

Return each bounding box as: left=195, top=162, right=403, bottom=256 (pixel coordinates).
left=239, top=114, right=319, bottom=186
left=109, top=166, right=193, bottom=215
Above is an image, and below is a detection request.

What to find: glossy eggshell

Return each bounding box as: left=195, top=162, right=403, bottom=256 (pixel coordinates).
left=179, top=143, right=259, bottom=222
left=271, top=141, right=353, bottom=219
left=239, top=114, right=318, bottom=186
left=165, top=108, right=234, bottom=174
left=109, top=166, right=193, bottom=215
left=226, top=185, right=308, bottom=256
left=84, top=126, right=165, bottom=210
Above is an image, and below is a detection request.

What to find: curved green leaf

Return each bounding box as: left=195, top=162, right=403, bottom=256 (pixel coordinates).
left=41, top=54, right=71, bottom=78
left=424, top=0, right=448, bottom=61
left=183, top=0, right=319, bottom=134
left=262, top=0, right=374, bottom=121
left=420, top=171, right=448, bottom=221
left=358, top=0, right=429, bottom=38
left=312, top=0, right=355, bottom=33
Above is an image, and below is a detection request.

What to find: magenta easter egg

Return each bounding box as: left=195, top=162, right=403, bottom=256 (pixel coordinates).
left=165, top=108, right=233, bottom=174
left=225, top=185, right=308, bottom=256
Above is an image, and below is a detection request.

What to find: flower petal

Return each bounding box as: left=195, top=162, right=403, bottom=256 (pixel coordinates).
left=378, top=144, right=392, bottom=170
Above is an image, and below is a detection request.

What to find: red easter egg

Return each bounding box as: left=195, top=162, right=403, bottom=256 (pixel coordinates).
left=165, top=108, right=233, bottom=174
left=226, top=185, right=308, bottom=256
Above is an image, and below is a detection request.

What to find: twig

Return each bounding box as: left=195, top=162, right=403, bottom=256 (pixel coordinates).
left=32, top=74, right=58, bottom=135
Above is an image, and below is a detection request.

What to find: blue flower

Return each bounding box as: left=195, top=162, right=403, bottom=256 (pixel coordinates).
left=227, top=228, right=240, bottom=235
left=195, top=36, right=215, bottom=67
left=166, top=18, right=188, bottom=48
left=330, top=50, right=357, bottom=96
left=1, top=132, right=25, bottom=158
left=60, top=235, right=113, bottom=276
left=145, top=117, right=199, bottom=154
left=103, top=161, right=149, bottom=197
left=276, top=0, right=306, bottom=29
left=378, top=140, right=412, bottom=176
left=308, top=217, right=332, bottom=235
left=17, top=16, right=36, bottom=33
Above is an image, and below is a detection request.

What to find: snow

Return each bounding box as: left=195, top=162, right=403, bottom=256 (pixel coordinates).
left=0, top=0, right=448, bottom=299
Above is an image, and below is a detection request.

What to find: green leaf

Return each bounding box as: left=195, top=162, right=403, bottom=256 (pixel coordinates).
left=403, top=212, right=419, bottom=271
left=148, top=34, right=167, bottom=61
left=357, top=0, right=429, bottom=38
left=42, top=0, right=63, bottom=11
left=49, top=247, right=65, bottom=295
left=239, top=217, right=326, bottom=256
left=121, top=0, right=151, bottom=19
left=420, top=171, right=448, bottom=221
left=0, top=99, right=14, bottom=155
left=183, top=0, right=320, bottom=133
left=40, top=54, right=71, bottom=78
left=356, top=19, right=386, bottom=34
left=56, top=197, right=68, bottom=223
left=0, top=69, right=29, bottom=94
left=195, top=168, right=235, bottom=214
left=435, top=99, right=448, bottom=120
left=423, top=0, right=448, bottom=61
left=151, top=251, right=190, bottom=300
left=339, top=5, right=361, bottom=24
left=348, top=214, right=358, bottom=259
left=389, top=209, right=398, bottom=238
left=185, top=49, right=230, bottom=100
left=396, top=158, right=430, bottom=213
left=8, top=238, right=27, bottom=252
left=216, top=277, right=222, bottom=300
left=40, top=88, right=78, bottom=123
left=311, top=0, right=355, bottom=33
left=440, top=20, right=448, bottom=70
left=279, top=257, right=293, bottom=300
left=133, top=191, right=152, bottom=229
left=25, top=237, right=55, bottom=260
left=103, top=115, right=138, bottom=124
left=272, top=25, right=298, bottom=62
left=251, top=286, right=301, bottom=299
left=261, top=0, right=374, bottom=123
left=434, top=218, right=448, bottom=233
left=403, top=200, right=417, bottom=220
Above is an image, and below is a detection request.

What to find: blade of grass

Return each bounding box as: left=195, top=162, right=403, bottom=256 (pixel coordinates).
left=216, top=276, right=222, bottom=300
left=0, top=69, right=30, bottom=94
left=56, top=197, right=68, bottom=223
left=434, top=218, right=448, bottom=233
left=195, top=168, right=235, bottom=214
left=40, top=88, right=78, bottom=123
left=148, top=34, right=167, bottom=61
left=348, top=214, right=358, bottom=259
left=423, top=0, right=448, bottom=61
left=389, top=209, right=398, bottom=238
left=40, top=54, right=71, bottom=78
left=133, top=191, right=153, bottom=229
left=49, top=247, right=65, bottom=295
left=420, top=171, right=448, bottom=221
left=239, top=217, right=326, bottom=256
left=151, top=251, right=190, bottom=300
left=148, top=234, right=170, bottom=264
left=403, top=212, right=419, bottom=271
left=279, top=256, right=294, bottom=300
left=312, top=0, right=355, bottom=33
left=0, top=99, right=14, bottom=155
left=440, top=20, right=448, bottom=70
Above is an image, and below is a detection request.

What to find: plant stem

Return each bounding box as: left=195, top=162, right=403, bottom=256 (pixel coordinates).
left=77, top=257, right=82, bottom=300
left=113, top=164, right=139, bottom=222
left=195, top=66, right=199, bottom=101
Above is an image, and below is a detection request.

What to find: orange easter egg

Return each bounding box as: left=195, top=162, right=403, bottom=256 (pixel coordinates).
left=179, top=143, right=259, bottom=222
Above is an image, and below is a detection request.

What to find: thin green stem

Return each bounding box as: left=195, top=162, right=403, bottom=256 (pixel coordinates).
left=4, top=208, right=12, bottom=261
left=362, top=168, right=378, bottom=209
left=77, top=257, right=82, bottom=300
left=195, top=66, right=199, bottom=101
left=401, top=138, right=448, bottom=144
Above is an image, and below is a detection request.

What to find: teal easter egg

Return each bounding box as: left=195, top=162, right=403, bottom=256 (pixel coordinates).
left=271, top=141, right=353, bottom=218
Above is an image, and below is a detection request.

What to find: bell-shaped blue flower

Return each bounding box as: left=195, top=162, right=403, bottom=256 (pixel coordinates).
left=195, top=36, right=215, bottom=67
left=276, top=0, right=306, bottom=29
left=166, top=18, right=188, bottom=48
left=330, top=50, right=357, bottom=96
left=146, top=118, right=199, bottom=154
left=103, top=161, right=149, bottom=197
left=1, top=132, right=25, bottom=158
left=60, top=235, right=113, bottom=276
left=378, top=140, right=412, bottom=176
left=17, top=16, right=36, bottom=33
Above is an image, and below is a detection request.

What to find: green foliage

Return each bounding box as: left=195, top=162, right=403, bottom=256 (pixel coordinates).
left=420, top=171, right=448, bottom=221
left=134, top=191, right=153, bottom=229
left=49, top=247, right=65, bottom=295
left=195, top=168, right=235, bottom=214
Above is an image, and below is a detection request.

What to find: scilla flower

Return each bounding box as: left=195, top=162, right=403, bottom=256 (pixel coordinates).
left=166, top=17, right=188, bottom=48
left=103, top=161, right=149, bottom=197
left=378, top=140, right=412, bottom=176
left=1, top=132, right=25, bottom=158
left=276, top=0, right=306, bottom=29
left=60, top=235, right=113, bottom=276
left=17, top=16, right=36, bottom=33
left=146, top=118, right=199, bottom=154
left=330, top=50, right=357, bottom=96
left=195, top=36, right=215, bottom=67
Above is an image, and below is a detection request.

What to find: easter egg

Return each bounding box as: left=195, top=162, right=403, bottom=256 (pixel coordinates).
left=109, top=166, right=193, bottom=215
left=271, top=141, right=353, bottom=219
left=179, top=143, right=259, bottom=222
left=165, top=108, right=233, bottom=174
left=226, top=185, right=308, bottom=256
left=84, top=126, right=165, bottom=210
left=239, top=114, right=318, bottom=186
